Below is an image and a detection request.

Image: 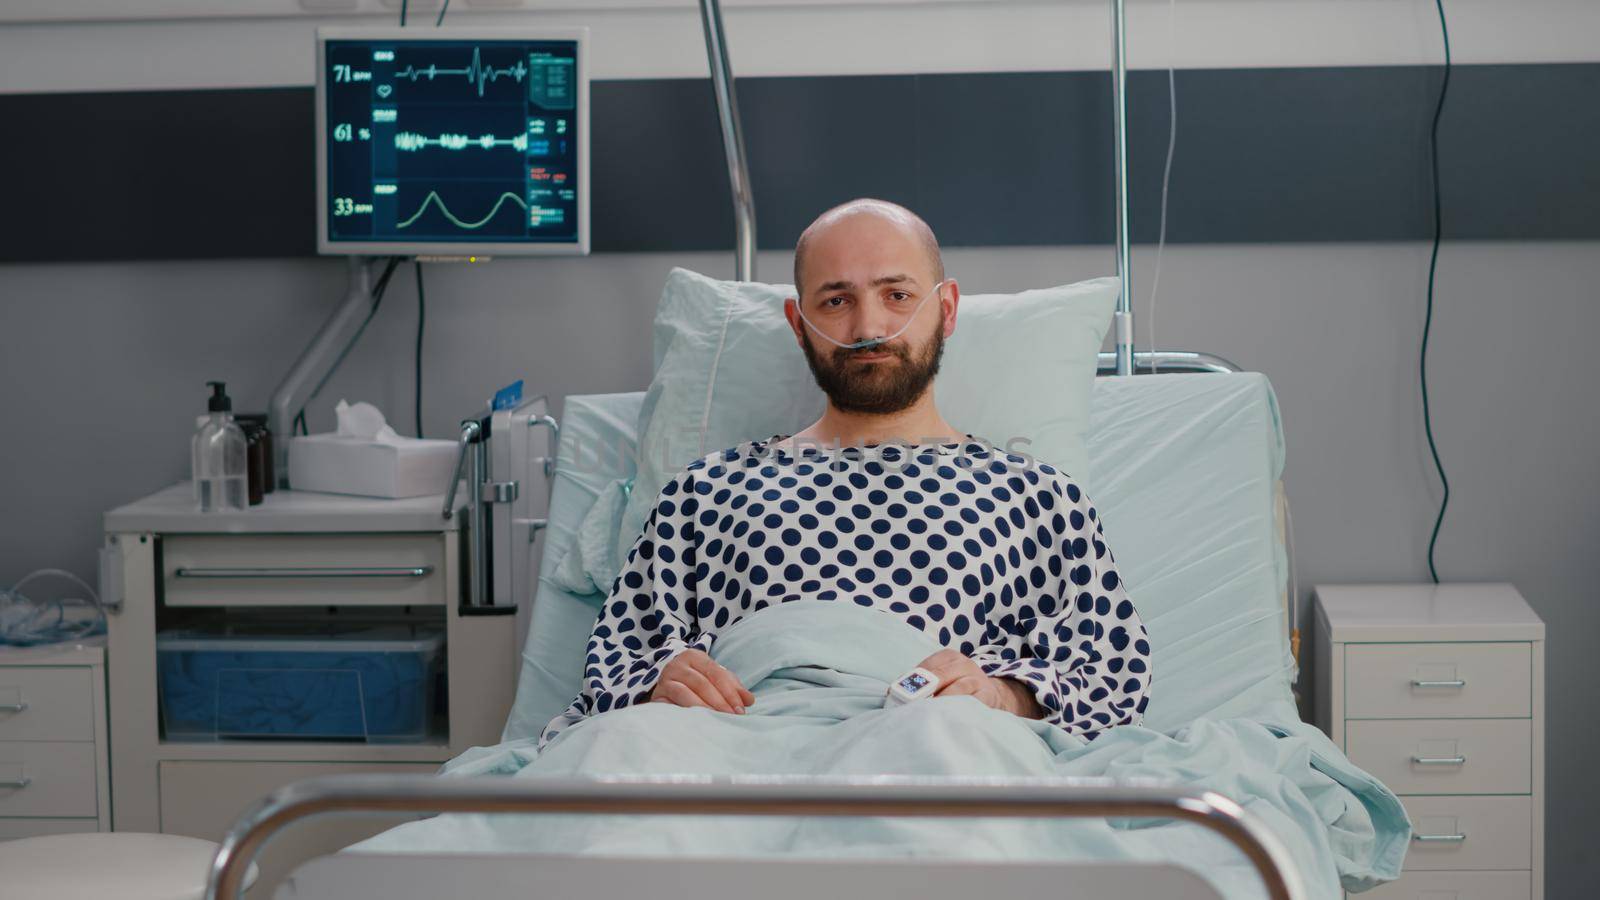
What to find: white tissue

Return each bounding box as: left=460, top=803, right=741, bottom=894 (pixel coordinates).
left=335, top=399, right=403, bottom=444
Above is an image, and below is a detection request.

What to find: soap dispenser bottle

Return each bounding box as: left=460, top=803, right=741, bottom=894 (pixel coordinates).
left=192, top=381, right=248, bottom=511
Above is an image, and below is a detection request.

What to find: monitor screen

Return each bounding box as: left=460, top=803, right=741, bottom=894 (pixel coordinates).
left=316, top=28, right=589, bottom=256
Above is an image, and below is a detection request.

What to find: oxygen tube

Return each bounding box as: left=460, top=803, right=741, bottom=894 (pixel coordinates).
left=794, top=279, right=949, bottom=351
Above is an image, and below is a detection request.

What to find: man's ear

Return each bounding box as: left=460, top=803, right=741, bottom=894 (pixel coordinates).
left=783, top=296, right=807, bottom=347
left=941, top=280, right=961, bottom=339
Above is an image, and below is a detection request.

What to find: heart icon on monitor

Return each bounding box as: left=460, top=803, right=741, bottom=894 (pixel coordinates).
left=377, top=84, right=392, bottom=98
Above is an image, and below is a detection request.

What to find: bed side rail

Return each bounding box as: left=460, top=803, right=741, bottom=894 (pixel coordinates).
left=205, top=774, right=1304, bottom=900
left=1096, top=350, right=1242, bottom=375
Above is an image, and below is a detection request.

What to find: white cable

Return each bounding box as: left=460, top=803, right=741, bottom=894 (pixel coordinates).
left=699, top=279, right=741, bottom=456
left=1147, top=0, right=1178, bottom=374
left=0, top=568, right=104, bottom=647
left=1283, top=488, right=1300, bottom=671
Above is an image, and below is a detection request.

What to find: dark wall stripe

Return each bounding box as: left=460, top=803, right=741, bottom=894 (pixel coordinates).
left=2, top=88, right=319, bottom=261
left=2, top=63, right=1596, bottom=263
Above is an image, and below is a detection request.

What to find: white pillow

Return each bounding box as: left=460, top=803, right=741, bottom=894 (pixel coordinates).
left=557, top=266, right=1117, bottom=595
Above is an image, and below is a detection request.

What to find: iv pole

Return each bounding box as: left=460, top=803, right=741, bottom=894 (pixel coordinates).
left=699, top=0, right=757, bottom=281
left=1109, top=0, right=1135, bottom=376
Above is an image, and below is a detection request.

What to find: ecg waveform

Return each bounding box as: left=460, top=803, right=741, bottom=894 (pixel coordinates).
left=397, top=190, right=528, bottom=230
left=395, top=131, right=530, bottom=152
left=394, top=47, right=528, bottom=98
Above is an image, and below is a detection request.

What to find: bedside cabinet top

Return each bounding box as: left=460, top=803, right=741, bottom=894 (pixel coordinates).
left=1314, top=583, right=1544, bottom=643
left=104, top=483, right=465, bottom=534
left=0, top=638, right=106, bottom=666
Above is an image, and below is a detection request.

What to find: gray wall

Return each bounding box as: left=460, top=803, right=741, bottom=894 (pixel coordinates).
left=3, top=243, right=1597, bottom=895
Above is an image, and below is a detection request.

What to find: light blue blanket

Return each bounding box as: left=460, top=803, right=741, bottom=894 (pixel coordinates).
left=356, top=602, right=1406, bottom=898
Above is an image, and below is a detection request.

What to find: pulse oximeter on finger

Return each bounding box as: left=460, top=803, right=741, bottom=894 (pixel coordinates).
left=885, top=667, right=941, bottom=707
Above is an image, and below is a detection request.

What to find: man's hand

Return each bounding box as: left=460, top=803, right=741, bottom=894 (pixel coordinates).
left=915, top=649, right=1044, bottom=719
left=647, top=649, right=756, bottom=714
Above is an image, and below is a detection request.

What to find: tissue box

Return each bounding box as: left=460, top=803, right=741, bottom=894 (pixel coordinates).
left=287, top=434, right=459, bottom=499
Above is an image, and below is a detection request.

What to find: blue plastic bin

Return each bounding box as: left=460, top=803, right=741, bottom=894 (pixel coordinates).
left=156, top=627, right=443, bottom=742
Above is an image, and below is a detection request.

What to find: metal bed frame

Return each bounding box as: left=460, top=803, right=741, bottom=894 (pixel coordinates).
left=210, top=4, right=1305, bottom=899
left=205, top=775, right=1304, bottom=900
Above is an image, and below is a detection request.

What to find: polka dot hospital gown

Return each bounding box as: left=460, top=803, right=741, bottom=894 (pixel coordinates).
left=540, top=435, right=1152, bottom=748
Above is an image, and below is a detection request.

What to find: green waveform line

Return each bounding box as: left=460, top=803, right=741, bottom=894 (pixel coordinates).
left=395, top=131, right=529, bottom=152
left=394, top=47, right=528, bottom=98
left=397, top=190, right=528, bottom=230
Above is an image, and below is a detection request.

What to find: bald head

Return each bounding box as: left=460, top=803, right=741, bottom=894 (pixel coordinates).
left=793, top=199, right=944, bottom=299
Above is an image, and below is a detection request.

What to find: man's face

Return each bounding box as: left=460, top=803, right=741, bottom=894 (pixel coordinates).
left=792, top=215, right=948, bottom=415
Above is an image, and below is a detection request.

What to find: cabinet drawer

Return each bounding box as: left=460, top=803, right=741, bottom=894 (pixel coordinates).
left=1400, top=795, right=1531, bottom=871
left=1361, top=870, right=1529, bottom=900
left=0, top=742, right=97, bottom=817
left=0, top=818, right=99, bottom=841
left=162, top=534, right=445, bottom=607
left=0, top=668, right=94, bottom=741
left=1345, top=643, right=1530, bottom=719
left=1346, top=719, right=1530, bottom=795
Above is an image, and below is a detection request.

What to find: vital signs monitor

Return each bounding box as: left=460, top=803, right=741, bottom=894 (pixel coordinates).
left=315, top=28, right=589, bottom=256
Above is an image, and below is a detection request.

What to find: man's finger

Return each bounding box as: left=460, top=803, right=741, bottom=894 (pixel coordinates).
left=676, top=667, right=736, bottom=713
left=707, top=661, right=755, bottom=709
left=706, top=666, right=752, bottom=713
left=668, top=680, right=720, bottom=710
left=675, top=679, right=720, bottom=707
left=686, top=654, right=752, bottom=712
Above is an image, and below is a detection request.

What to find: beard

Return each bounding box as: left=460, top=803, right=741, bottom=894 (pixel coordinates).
left=799, top=321, right=945, bottom=415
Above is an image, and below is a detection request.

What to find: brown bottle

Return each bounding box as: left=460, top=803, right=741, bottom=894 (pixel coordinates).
left=236, top=414, right=276, bottom=494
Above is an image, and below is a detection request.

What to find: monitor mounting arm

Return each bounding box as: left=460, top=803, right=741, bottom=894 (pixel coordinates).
left=267, top=255, right=381, bottom=487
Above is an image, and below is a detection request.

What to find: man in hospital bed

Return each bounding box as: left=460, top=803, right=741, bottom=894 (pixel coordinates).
left=348, top=200, right=1402, bottom=898
left=539, top=199, right=1151, bottom=749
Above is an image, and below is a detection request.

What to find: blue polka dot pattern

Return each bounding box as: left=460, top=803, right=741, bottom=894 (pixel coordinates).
left=539, top=435, right=1151, bottom=748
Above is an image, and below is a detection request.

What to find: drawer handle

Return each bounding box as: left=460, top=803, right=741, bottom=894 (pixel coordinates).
left=174, top=566, right=433, bottom=579
left=1411, top=755, right=1467, bottom=766
left=1411, top=679, right=1467, bottom=688
left=0, top=777, right=30, bottom=789
left=0, top=702, right=28, bottom=713
left=1413, top=833, right=1467, bottom=843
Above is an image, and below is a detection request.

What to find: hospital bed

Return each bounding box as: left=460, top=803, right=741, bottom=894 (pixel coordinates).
left=202, top=366, right=1407, bottom=900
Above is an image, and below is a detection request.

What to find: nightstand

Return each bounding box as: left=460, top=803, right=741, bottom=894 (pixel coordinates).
left=102, top=484, right=525, bottom=896
left=1313, top=584, right=1544, bottom=900
left=0, top=640, right=111, bottom=840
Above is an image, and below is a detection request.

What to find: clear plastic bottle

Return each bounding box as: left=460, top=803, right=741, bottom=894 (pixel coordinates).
left=192, top=381, right=248, bottom=512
